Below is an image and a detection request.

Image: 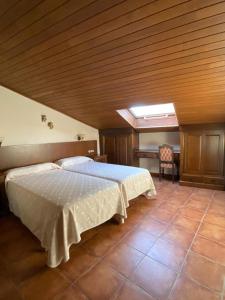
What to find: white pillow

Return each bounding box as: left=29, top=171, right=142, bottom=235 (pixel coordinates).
left=5, top=163, right=61, bottom=183
left=56, top=156, right=93, bottom=167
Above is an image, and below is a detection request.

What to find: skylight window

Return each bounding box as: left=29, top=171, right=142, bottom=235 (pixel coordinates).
left=130, top=103, right=176, bottom=119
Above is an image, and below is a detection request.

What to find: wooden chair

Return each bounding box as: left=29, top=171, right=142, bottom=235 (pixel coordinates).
left=159, top=144, right=176, bottom=183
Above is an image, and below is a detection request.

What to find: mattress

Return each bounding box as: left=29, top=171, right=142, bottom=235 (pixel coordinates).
left=5, top=169, right=126, bottom=267
left=60, top=161, right=156, bottom=206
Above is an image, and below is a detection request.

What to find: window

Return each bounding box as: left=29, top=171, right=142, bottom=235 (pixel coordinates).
left=129, top=103, right=176, bottom=119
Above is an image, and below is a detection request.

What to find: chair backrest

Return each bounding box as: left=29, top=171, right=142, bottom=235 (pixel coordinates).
left=159, top=144, right=174, bottom=163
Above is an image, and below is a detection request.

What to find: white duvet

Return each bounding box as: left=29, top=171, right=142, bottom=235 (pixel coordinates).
left=59, top=161, right=156, bottom=206
left=5, top=169, right=126, bottom=267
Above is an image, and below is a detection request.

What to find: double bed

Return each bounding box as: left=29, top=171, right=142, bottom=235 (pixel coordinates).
left=1, top=142, right=156, bottom=268
left=56, top=156, right=156, bottom=207
left=5, top=163, right=126, bottom=267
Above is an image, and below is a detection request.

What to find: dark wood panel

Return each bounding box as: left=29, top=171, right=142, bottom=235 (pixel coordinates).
left=100, top=135, right=117, bottom=164
left=183, top=132, right=202, bottom=174
left=99, top=128, right=138, bottom=166
left=0, top=140, right=97, bottom=171
left=180, top=124, right=225, bottom=190
left=202, top=130, right=224, bottom=176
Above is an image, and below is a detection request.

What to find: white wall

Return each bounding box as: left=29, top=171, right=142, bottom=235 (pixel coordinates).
left=0, top=86, right=99, bottom=150
left=139, top=131, right=180, bottom=173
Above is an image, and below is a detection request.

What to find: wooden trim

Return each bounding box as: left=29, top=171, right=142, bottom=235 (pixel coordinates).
left=0, top=140, right=97, bottom=171
left=179, top=180, right=224, bottom=191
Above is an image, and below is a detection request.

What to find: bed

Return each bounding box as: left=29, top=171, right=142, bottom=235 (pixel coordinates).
left=5, top=163, right=126, bottom=268
left=56, top=156, right=156, bottom=207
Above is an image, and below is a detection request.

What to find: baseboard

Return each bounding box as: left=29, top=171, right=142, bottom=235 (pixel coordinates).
left=179, top=180, right=224, bottom=191
left=150, top=172, right=179, bottom=181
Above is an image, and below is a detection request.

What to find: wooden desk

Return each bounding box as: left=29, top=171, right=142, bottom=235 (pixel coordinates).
left=135, top=149, right=180, bottom=162
left=135, top=149, right=180, bottom=179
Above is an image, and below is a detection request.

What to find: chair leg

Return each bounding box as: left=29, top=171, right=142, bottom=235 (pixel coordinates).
left=172, top=165, right=175, bottom=183
left=159, top=166, right=162, bottom=181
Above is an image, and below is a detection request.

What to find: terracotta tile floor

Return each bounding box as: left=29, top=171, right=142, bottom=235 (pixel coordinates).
left=0, top=179, right=225, bottom=300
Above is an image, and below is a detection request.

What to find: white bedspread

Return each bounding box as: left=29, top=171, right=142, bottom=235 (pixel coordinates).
left=61, top=161, right=156, bottom=206
left=5, top=169, right=126, bottom=267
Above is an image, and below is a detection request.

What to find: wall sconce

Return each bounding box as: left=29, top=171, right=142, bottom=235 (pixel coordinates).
left=77, top=134, right=85, bottom=141
left=0, top=137, right=4, bottom=147
left=48, top=122, right=54, bottom=129
left=41, top=114, right=47, bottom=122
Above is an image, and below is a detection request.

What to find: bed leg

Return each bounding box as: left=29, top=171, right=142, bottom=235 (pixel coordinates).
left=113, top=214, right=124, bottom=224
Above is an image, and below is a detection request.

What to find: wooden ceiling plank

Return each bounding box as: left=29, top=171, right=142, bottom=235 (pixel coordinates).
left=28, top=59, right=225, bottom=99
left=0, top=0, right=20, bottom=18
left=1, top=0, right=225, bottom=127
left=19, top=46, right=225, bottom=95
left=8, top=30, right=225, bottom=88
left=0, top=0, right=223, bottom=75
left=0, top=0, right=70, bottom=45
left=42, top=74, right=225, bottom=107
left=0, top=0, right=44, bottom=37
left=0, top=0, right=158, bottom=59
left=5, top=22, right=225, bottom=84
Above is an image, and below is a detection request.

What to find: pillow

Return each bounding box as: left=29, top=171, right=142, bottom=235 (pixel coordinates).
left=5, top=163, right=61, bottom=183
left=56, top=156, right=93, bottom=167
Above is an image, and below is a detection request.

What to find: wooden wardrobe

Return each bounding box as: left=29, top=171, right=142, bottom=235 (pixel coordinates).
left=180, top=124, right=225, bottom=190
left=99, top=128, right=139, bottom=166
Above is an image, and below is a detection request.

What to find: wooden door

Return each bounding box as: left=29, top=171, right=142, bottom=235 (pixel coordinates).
left=182, top=131, right=203, bottom=175
left=202, top=130, right=224, bottom=176
left=100, top=135, right=116, bottom=164
left=116, top=134, right=130, bottom=165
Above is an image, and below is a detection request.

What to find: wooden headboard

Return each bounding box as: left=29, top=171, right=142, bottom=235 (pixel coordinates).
left=0, top=140, right=97, bottom=171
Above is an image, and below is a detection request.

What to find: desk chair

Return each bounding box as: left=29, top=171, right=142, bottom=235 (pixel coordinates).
left=159, top=144, right=176, bottom=183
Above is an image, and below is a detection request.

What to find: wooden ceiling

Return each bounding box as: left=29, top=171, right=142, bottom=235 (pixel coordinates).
left=1, top=0, right=225, bottom=129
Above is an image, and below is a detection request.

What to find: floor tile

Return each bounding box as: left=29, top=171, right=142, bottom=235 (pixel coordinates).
left=192, top=236, right=225, bottom=265
left=208, top=202, right=225, bottom=216
left=53, top=285, right=88, bottom=300
left=158, top=201, right=179, bottom=213
left=19, top=269, right=70, bottom=300
left=80, top=227, right=99, bottom=243
left=148, top=239, right=187, bottom=272
left=77, top=262, right=125, bottom=300
left=198, top=222, right=225, bottom=244
left=0, top=234, right=42, bottom=263
left=179, top=207, right=205, bottom=221
left=0, top=263, right=21, bottom=300
left=98, top=221, right=133, bottom=241
left=186, top=198, right=209, bottom=211
left=5, top=251, right=47, bottom=284
left=104, top=242, right=144, bottom=277
left=193, top=189, right=214, bottom=197
left=123, top=229, right=156, bottom=254
left=161, top=224, right=194, bottom=249
left=116, top=281, right=155, bottom=300
left=183, top=252, right=225, bottom=292
left=169, top=275, right=221, bottom=300
left=212, top=198, right=225, bottom=207
left=204, top=213, right=225, bottom=228
left=131, top=256, right=177, bottom=300
left=149, top=207, right=175, bottom=223
left=138, top=217, right=167, bottom=237
left=59, top=246, right=100, bottom=281
left=81, top=232, right=117, bottom=257
left=213, top=190, right=225, bottom=200
left=172, top=215, right=199, bottom=233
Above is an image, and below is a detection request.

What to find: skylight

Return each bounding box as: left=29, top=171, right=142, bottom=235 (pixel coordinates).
left=130, top=103, right=175, bottom=118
